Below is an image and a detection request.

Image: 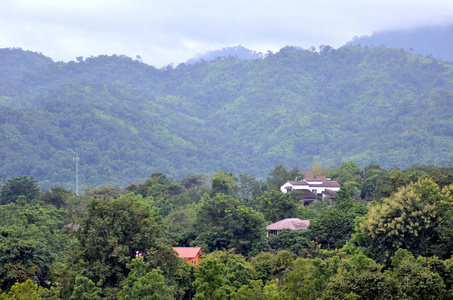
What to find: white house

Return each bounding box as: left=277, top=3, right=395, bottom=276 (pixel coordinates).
left=280, top=171, right=340, bottom=203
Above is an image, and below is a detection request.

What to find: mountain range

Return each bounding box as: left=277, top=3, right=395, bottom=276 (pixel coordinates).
left=1, top=38, right=452, bottom=191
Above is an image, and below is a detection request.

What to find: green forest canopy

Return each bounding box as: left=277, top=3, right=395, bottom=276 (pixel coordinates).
left=0, top=46, right=453, bottom=190
left=1, top=163, right=453, bottom=299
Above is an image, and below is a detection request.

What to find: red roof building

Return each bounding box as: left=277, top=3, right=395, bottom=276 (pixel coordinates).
left=173, top=247, right=204, bottom=265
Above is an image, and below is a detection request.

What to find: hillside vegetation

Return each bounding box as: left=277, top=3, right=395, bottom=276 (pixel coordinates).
left=1, top=46, right=453, bottom=190
left=1, top=163, right=453, bottom=298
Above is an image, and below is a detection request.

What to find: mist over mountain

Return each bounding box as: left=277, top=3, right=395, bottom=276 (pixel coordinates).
left=346, top=24, right=453, bottom=62
left=185, top=45, right=266, bottom=64
left=1, top=44, right=452, bottom=191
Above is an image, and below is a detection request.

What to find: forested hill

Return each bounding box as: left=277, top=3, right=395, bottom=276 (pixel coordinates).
left=1, top=46, right=453, bottom=190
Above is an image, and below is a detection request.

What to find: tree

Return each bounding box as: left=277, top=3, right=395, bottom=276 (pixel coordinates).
left=327, top=162, right=363, bottom=199
left=309, top=209, right=353, bottom=250
left=334, top=187, right=354, bottom=211
left=361, top=163, right=386, bottom=200
left=193, top=250, right=255, bottom=300
left=84, top=185, right=124, bottom=199
left=320, top=255, right=398, bottom=300
left=230, top=279, right=279, bottom=300
left=125, top=172, right=173, bottom=198
left=279, top=257, right=321, bottom=300
left=210, top=170, right=237, bottom=197
left=357, top=179, right=453, bottom=263
left=166, top=204, right=197, bottom=247
left=266, top=164, right=299, bottom=192
left=237, top=173, right=263, bottom=203
left=39, top=185, right=75, bottom=209
left=70, top=277, right=102, bottom=300
left=390, top=250, right=446, bottom=299
left=257, top=190, right=301, bottom=223
left=0, top=203, right=68, bottom=292
left=180, top=173, right=210, bottom=190
left=193, top=257, right=227, bottom=299
left=62, top=193, right=179, bottom=298
left=310, top=161, right=329, bottom=175
left=378, top=169, right=407, bottom=198
left=268, top=229, right=310, bottom=254
left=0, top=279, right=59, bottom=300
left=249, top=252, right=275, bottom=282
left=0, top=176, right=40, bottom=205
left=118, top=258, right=174, bottom=300
left=192, top=193, right=268, bottom=256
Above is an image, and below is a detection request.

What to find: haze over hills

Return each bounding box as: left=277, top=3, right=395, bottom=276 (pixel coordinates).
left=1, top=42, right=453, bottom=191
left=185, top=46, right=267, bottom=64
left=346, top=24, right=453, bottom=62
left=188, top=24, right=453, bottom=65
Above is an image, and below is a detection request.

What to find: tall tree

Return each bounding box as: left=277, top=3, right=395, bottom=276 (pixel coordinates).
left=257, top=190, right=301, bottom=223
left=237, top=173, right=263, bottom=203
left=309, top=209, right=352, bottom=250
left=0, top=175, right=40, bottom=205
left=266, top=164, right=299, bottom=192
left=327, top=162, right=363, bottom=199
left=357, top=179, right=453, bottom=263
left=192, top=193, right=268, bottom=256
left=39, top=185, right=75, bottom=209
left=210, top=170, right=237, bottom=197
left=118, top=258, right=174, bottom=300
left=310, top=161, right=329, bottom=175
left=0, top=203, right=67, bottom=292
left=61, top=193, right=179, bottom=298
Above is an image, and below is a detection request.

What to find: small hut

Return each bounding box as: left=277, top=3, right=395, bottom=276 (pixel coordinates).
left=266, top=218, right=310, bottom=236
left=173, top=247, right=204, bottom=265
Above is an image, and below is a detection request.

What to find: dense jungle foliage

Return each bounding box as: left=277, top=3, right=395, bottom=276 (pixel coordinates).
left=1, top=46, right=453, bottom=190
left=1, top=163, right=453, bottom=299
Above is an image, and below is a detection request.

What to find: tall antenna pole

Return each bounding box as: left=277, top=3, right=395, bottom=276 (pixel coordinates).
left=73, top=157, right=80, bottom=195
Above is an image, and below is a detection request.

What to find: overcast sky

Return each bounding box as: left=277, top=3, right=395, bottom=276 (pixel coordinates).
left=1, top=0, right=452, bottom=68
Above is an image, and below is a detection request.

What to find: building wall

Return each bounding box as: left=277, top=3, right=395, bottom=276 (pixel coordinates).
left=186, top=253, right=202, bottom=265
left=280, top=182, right=340, bottom=194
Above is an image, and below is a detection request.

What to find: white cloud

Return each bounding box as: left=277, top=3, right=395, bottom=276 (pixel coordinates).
left=1, top=0, right=453, bottom=67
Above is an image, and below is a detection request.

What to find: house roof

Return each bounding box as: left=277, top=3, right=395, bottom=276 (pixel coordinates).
left=292, top=189, right=318, bottom=200
left=300, top=171, right=315, bottom=180
left=289, top=181, right=308, bottom=185
left=284, top=180, right=340, bottom=189
left=309, top=181, right=341, bottom=187
left=323, top=189, right=338, bottom=199
left=312, top=175, right=327, bottom=181
left=173, top=247, right=204, bottom=259
left=266, top=218, right=310, bottom=231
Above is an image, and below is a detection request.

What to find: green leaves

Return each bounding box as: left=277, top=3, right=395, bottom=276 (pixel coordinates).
left=2, top=47, right=453, bottom=188
left=257, top=190, right=301, bottom=223
left=118, top=258, right=174, bottom=300
left=358, top=179, right=453, bottom=262
left=0, top=279, right=59, bottom=300
left=0, top=203, right=67, bottom=292
left=63, top=193, right=179, bottom=297
left=192, top=193, right=268, bottom=256
left=0, top=176, right=40, bottom=205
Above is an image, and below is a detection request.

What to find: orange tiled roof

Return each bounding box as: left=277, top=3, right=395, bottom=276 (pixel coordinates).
left=173, top=247, right=203, bottom=259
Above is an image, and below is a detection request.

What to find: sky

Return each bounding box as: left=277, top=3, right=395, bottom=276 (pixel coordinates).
left=1, top=0, right=453, bottom=68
